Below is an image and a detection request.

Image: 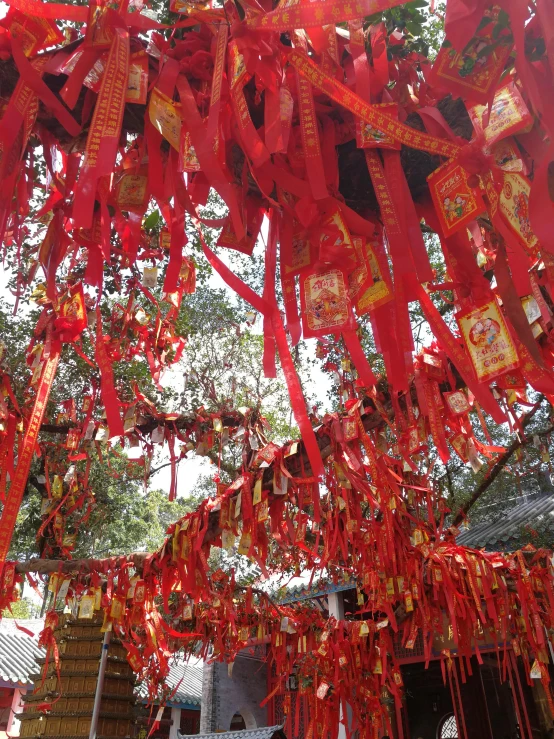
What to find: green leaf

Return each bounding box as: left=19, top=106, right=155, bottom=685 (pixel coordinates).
left=364, top=12, right=383, bottom=24
left=476, top=43, right=496, bottom=58
left=497, top=9, right=510, bottom=27
left=144, top=209, right=161, bottom=230
left=405, top=21, right=422, bottom=36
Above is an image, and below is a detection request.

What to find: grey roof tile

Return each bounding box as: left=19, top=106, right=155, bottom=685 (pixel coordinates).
left=179, top=725, right=286, bottom=739
left=279, top=576, right=355, bottom=603
left=456, top=493, right=554, bottom=549
left=0, top=619, right=203, bottom=707
left=0, top=619, right=45, bottom=686
left=136, top=657, right=203, bottom=707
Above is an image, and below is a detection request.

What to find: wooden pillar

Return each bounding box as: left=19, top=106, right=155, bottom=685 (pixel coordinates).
left=7, top=687, right=23, bottom=735
left=328, top=591, right=347, bottom=739
left=328, top=591, right=345, bottom=621
left=169, top=706, right=182, bottom=739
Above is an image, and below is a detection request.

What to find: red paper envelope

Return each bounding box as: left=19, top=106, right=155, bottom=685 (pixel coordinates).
left=349, top=236, right=393, bottom=314
left=469, top=82, right=532, bottom=147
left=428, top=161, right=486, bottom=237
left=113, top=168, right=149, bottom=215
left=498, top=172, right=539, bottom=256
left=300, top=266, right=354, bottom=338
left=457, top=298, right=520, bottom=383
left=430, top=12, right=513, bottom=104
left=356, top=103, right=401, bottom=150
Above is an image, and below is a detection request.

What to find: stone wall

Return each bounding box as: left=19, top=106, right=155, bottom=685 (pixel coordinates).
left=200, top=650, right=268, bottom=733
left=199, top=660, right=216, bottom=734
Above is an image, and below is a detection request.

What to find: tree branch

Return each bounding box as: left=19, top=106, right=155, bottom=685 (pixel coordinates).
left=13, top=393, right=399, bottom=576
left=17, top=404, right=553, bottom=579
left=148, top=461, right=174, bottom=477
left=145, top=448, right=237, bottom=481
left=40, top=412, right=243, bottom=437
left=15, top=552, right=149, bottom=576
left=237, top=585, right=283, bottom=616
left=452, top=397, right=550, bottom=527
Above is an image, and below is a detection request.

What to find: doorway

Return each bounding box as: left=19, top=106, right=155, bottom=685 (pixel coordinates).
left=401, top=656, right=523, bottom=739
left=230, top=713, right=247, bottom=731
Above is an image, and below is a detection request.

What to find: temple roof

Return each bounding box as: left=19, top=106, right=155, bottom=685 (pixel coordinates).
left=136, top=656, right=203, bottom=707
left=0, top=619, right=203, bottom=707
left=179, top=726, right=286, bottom=739
left=456, top=492, right=554, bottom=550
left=0, top=619, right=45, bottom=687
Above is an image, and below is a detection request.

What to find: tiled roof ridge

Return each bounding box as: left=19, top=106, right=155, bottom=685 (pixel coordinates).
left=0, top=619, right=46, bottom=686
left=179, top=724, right=285, bottom=739
left=0, top=620, right=203, bottom=706
left=136, top=657, right=203, bottom=707
left=456, top=493, right=554, bottom=549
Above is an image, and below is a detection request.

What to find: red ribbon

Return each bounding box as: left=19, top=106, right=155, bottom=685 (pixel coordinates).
left=11, top=37, right=81, bottom=137
left=196, top=224, right=324, bottom=478
left=94, top=307, right=125, bottom=439
left=0, top=350, right=59, bottom=571
left=72, top=27, right=129, bottom=229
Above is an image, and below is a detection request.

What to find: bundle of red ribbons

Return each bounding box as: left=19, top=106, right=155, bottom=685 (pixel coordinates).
left=2, top=0, right=554, bottom=734
left=6, top=484, right=554, bottom=738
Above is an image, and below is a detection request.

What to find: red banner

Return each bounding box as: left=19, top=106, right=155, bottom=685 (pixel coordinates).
left=0, top=73, right=38, bottom=173
left=205, top=22, right=227, bottom=149
left=73, top=27, right=129, bottom=229
left=95, top=307, right=125, bottom=439
left=247, top=0, right=410, bottom=31
left=0, top=351, right=59, bottom=568
left=289, top=49, right=461, bottom=159
left=296, top=71, right=327, bottom=201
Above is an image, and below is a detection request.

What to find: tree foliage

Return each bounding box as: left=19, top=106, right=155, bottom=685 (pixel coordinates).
left=0, top=0, right=550, bottom=580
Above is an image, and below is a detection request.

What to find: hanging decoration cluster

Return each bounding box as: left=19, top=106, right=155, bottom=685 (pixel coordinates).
left=2, top=0, right=554, bottom=734
left=6, top=443, right=554, bottom=738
